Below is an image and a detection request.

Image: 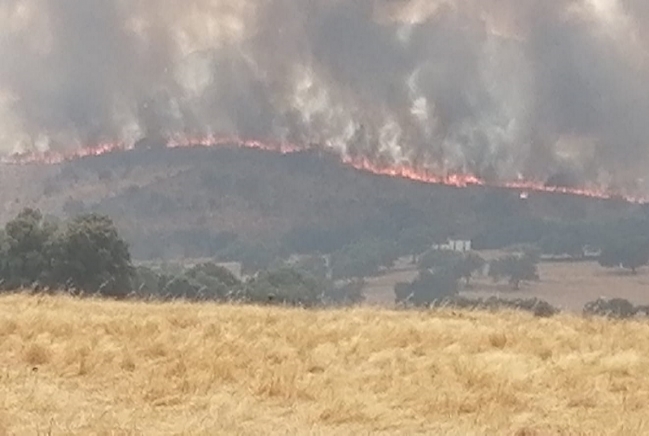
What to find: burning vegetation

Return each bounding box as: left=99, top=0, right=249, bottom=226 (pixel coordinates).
left=2, top=135, right=647, bottom=204
left=1, top=1, right=649, bottom=203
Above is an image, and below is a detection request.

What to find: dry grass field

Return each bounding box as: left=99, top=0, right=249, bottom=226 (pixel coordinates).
left=1, top=294, right=649, bottom=435
left=364, top=258, right=649, bottom=311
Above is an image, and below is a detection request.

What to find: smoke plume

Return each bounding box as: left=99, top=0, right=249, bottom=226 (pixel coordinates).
left=1, top=0, right=649, bottom=192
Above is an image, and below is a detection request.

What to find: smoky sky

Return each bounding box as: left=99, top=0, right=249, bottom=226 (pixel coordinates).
left=1, top=0, right=649, bottom=191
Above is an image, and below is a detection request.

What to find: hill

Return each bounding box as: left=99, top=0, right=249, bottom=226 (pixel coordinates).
left=1, top=293, right=648, bottom=435
left=0, top=145, right=646, bottom=260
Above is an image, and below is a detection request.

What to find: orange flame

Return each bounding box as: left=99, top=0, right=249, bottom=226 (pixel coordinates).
left=2, top=135, right=647, bottom=204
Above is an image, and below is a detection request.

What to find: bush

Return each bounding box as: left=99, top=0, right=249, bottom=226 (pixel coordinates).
left=583, top=298, right=638, bottom=319
left=429, top=296, right=558, bottom=318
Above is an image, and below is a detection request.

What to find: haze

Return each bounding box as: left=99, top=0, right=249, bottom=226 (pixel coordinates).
left=1, top=0, right=649, bottom=193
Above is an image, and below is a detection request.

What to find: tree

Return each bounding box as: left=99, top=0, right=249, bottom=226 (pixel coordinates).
left=417, top=249, right=463, bottom=273
left=244, top=268, right=324, bottom=306
left=185, top=262, right=243, bottom=299
left=504, top=244, right=541, bottom=263
left=599, top=240, right=649, bottom=274
left=291, top=255, right=330, bottom=280
left=330, top=239, right=398, bottom=279
left=186, top=262, right=241, bottom=287
left=322, top=279, right=366, bottom=306
left=540, top=230, right=585, bottom=258
left=395, top=226, right=443, bottom=263
left=455, top=252, right=486, bottom=285
left=132, top=266, right=162, bottom=298
left=488, top=255, right=539, bottom=290
left=1, top=208, right=59, bottom=290
left=417, top=249, right=485, bottom=287
left=55, top=214, right=134, bottom=297
left=161, top=275, right=202, bottom=300
left=217, top=239, right=283, bottom=275
left=394, top=269, right=458, bottom=307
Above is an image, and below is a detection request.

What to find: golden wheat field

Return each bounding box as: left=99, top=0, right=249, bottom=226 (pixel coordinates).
left=1, top=294, right=649, bottom=435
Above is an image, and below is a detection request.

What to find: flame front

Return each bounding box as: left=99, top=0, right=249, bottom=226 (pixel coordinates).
left=2, top=136, right=646, bottom=205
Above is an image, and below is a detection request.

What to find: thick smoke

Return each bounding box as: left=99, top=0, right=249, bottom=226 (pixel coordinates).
left=1, top=0, right=649, bottom=191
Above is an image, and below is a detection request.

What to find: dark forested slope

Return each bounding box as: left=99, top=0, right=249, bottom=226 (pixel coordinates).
left=0, top=145, right=645, bottom=260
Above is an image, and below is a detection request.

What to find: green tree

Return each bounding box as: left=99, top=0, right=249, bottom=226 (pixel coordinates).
left=186, top=262, right=241, bottom=287
left=396, top=226, right=442, bottom=262
left=331, top=239, right=398, bottom=279
left=1, top=208, right=59, bottom=289
left=504, top=244, right=542, bottom=263
left=217, top=239, right=283, bottom=275
left=244, top=268, right=324, bottom=306
left=417, top=249, right=485, bottom=286
left=456, top=252, right=486, bottom=285
left=417, top=249, right=463, bottom=273
left=394, top=269, right=458, bottom=307
left=185, top=262, right=243, bottom=299
left=132, top=266, right=160, bottom=297
left=55, top=214, right=134, bottom=297
left=322, top=279, right=366, bottom=306
left=488, top=255, right=539, bottom=290
left=540, top=230, right=585, bottom=258
left=161, top=275, right=202, bottom=300
left=599, top=240, right=649, bottom=274
left=291, top=255, right=329, bottom=280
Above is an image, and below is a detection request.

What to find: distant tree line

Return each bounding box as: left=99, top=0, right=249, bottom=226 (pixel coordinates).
left=0, top=208, right=365, bottom=307
left=4, top=199, right=649, bottom=313
left=132, top=257, right=365, bottom=307
left=190, top=209, right=649, bottom=281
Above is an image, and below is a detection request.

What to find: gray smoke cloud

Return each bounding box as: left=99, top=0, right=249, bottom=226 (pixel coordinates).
left=1, top=0, right=649, bottom=192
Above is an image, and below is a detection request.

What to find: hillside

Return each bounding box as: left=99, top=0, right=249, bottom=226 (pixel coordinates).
left=0, top=145, right=645, bottom=259
left=1, top=294, right=648, bottom=435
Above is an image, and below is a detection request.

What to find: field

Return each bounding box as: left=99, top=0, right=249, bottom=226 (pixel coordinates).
left=1, top=294, right=649, bottom=435
left=364, top=257, right=649, bottom=311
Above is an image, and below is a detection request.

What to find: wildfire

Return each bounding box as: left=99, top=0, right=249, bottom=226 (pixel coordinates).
left=343, top=155, right=649, bottom=203
left=1, top=135, right=647, bottom=205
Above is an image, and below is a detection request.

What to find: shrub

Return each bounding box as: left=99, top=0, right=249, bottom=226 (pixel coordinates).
left=429, top=296, right=558, bottom=317
left=583, top=298, right=637, bottom=319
